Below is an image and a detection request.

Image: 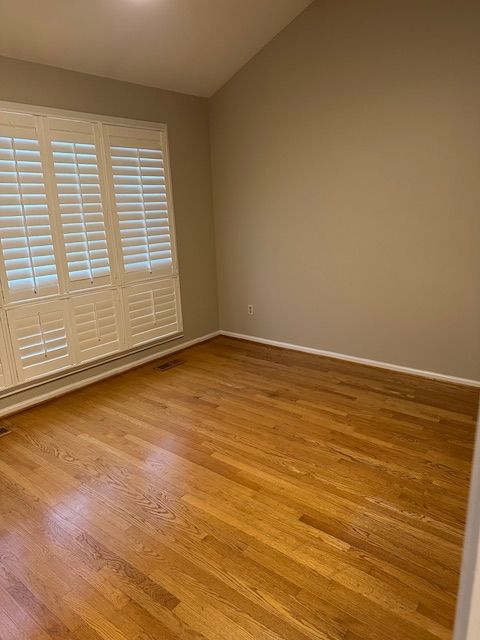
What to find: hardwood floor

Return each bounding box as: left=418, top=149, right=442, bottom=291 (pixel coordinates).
left=0, top=336, right=478, bottom=640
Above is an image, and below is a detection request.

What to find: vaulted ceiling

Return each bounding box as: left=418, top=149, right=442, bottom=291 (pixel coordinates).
left=0, top=0, right=313, bottom=96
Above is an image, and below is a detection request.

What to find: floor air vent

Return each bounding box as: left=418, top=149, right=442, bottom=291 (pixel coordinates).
left=155, top=359, right=185, bottom=372
left=0, top=425, right=11, bottom=438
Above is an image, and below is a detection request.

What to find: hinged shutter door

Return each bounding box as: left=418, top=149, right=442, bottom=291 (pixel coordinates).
left=71, top=290, right=122, bottom=363
left=7, top=300, right=72, bottom=382
left=123, top=278, right=180, bottom=347
left=0, top=112, right=59, bottom=302
left=105, top=125, right=174, bottom=281
left=47, top=118, right=111, bottom=290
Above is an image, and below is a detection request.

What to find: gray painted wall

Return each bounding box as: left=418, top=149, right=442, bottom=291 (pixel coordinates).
left=210, top=0, right=480, bottom=380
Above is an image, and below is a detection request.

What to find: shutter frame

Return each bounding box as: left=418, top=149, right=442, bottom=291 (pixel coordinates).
left=0, top=311, right=14, bottom=389
left=123, top=277, right=181, bottom=347
left=0, top=112, right=60, bottom=303
left=45, top=117, right=114, bottom=292
left=71, top=289, right=124, bottom=363
left=104, top=125, right=178, bottom=283
left=7, top=299, right=73, bottom=382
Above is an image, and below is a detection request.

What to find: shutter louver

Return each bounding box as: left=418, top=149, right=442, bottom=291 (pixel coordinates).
left=123, top=279, right=179, bottom=347
left=71, top=290, right=122, bottom=363
left=105, top=126, right=173, bottom=280
left=7, top=301, right=72, bottom=382
left=47, top=118, right=111, bottom=290
left=0, top=112, right=59, bottom=302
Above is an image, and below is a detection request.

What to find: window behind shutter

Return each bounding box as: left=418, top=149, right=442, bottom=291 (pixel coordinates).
left=0, top=112, right=59, bottom=302
left=7, top=300, right=72, bottom=382
left=123, top=279, right=180, bottom=347
left=46, top=117, right=111, bottom=290
left=105, top=125, right=174, bottom=280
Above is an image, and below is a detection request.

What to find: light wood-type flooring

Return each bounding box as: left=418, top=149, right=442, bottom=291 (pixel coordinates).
left=0, top=336, right=478, bottom=640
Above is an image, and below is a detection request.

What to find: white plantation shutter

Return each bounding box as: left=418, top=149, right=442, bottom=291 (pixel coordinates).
left=0, top=105, right=182, bottom=393
left=123, top=279, right=180, bottom=347
left=0, top=112, right=59, bottom=302
left=105, top=125, right=174, bottom=280
left=7, top=300, right=72, bottom=382
left=71, top=290, right=122, bottom=363
left=46, top=118, right=111, bottom=290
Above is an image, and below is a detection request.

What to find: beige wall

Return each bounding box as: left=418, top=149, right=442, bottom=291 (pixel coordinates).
left=0, top=55, right=218, bottom=412
left=210, top=0, right=480, bottom=380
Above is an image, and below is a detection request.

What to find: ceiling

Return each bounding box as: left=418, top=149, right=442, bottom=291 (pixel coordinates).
left=0, top=0, right=312, bottom=97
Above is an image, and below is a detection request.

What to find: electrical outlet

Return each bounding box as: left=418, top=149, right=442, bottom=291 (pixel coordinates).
left=248, top=304, right=254, bottom=315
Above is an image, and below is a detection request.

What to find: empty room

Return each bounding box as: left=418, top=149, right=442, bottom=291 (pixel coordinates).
left=0, top=1, right=479, bottom=639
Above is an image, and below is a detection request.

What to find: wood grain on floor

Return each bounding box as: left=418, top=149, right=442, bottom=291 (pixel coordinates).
left=0, top=336, right=478, bottom=640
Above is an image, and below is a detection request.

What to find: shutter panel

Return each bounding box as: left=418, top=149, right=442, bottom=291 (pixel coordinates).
left=7, top=300, right=72, bottom=382
left=71, top=290, right=122, bottom=363
left=105, top=125, right=174, bottom=280
left=47, top=118, right=111, bottom=290
left=123, top=278, right=180, bottom=347
left=0, top=112, right=59, bottom=302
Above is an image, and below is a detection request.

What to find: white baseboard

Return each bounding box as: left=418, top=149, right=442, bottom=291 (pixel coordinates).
left=0, top=331, right=221, bottom=419
left=220, top=330, right=480, bottom=388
